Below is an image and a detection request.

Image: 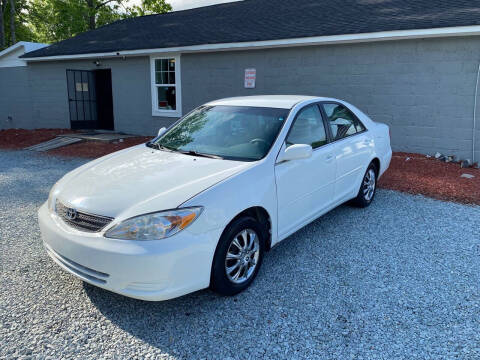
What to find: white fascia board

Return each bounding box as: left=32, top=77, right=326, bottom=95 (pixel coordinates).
left=0, top=42, right=49, bottom=67
left=0, top=41, right=48, bottom=58
left=22, top=25, right=480, bottom=62
left=0, top=42, right=26, bottom=58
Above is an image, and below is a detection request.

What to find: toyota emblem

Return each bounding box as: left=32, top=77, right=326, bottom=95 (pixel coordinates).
left=66, top=208, right=77, bottom=220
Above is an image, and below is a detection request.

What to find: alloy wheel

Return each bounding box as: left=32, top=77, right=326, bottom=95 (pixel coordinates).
left=225, top=229, right=260, bottom=284
left=363, top=168, right=376, bottom=201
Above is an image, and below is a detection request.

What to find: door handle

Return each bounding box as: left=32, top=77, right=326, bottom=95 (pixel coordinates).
left=325, top=154, right=334, bottom=163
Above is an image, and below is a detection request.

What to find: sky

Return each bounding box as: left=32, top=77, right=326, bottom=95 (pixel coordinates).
left=127, top=0, right=241, bottom=11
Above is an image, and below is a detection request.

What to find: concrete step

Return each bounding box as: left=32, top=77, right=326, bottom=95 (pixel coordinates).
left=57, top=132, right=135, bottom=143
left=25, top=137, right=84, bottom=151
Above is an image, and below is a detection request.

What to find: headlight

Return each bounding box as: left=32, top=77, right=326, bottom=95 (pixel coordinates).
left=104, top=207, right=203, bottom=241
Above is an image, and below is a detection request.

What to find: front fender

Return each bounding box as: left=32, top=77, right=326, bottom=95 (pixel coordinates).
left=181, top=161, right=278, bottom=247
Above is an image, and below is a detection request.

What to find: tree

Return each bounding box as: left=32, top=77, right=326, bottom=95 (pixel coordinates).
left=26, top=0, right=171, bottom=45
left=0, top=0, right=6, bottom=48
left=8, top=0, right=14, bottom=43
left=0, top=0, right=171, bottom=50
left=129, top=0, right=172, bottom=17
left=1, top=0, right=33, bottom=49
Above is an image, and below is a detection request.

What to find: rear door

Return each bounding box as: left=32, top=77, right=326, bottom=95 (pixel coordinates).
left=321, top=102, right=372, bottom=203
left=275, top=104, right=336, bottom=238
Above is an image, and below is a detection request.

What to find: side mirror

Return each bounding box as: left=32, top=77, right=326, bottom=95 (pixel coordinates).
left=157, top=127, right=167, bottom=137
left=277, top=144, right=313, bottom=163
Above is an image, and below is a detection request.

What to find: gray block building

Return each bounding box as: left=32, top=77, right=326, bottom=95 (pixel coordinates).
left=1, top=0, right=480, bottom=161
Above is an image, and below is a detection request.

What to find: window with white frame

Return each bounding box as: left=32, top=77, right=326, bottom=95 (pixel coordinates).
left=151, top=55, right=181, bottom=117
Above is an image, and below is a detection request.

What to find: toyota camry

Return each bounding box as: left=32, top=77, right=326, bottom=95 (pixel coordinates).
left=39, top=95, right=392, bottom=301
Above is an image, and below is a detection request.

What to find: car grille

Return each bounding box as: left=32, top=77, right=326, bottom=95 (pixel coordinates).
left=55, top=200, right=113, bottom=233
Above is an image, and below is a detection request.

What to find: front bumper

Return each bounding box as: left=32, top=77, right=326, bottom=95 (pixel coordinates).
left=38, top=203, right=222, bottom=301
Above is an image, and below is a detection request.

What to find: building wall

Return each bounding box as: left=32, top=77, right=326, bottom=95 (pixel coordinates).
left=0, top=57, right=172, bottom=134
left=0, top=67, right=33, bottom=129
left=1, top=36, right=479, bottom=160
left=182, top=37, right=480, bottom=160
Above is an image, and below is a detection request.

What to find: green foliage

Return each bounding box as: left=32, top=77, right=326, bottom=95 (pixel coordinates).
left=128, top=0, right=172, bottom=17
left=27, top=0, right=90, bottom=43
left=2, top=0, right=35, bottom=48
left=0, top=0, right=172, bottom=50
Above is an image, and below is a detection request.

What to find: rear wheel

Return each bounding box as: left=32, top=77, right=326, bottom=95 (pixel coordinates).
left=351, top=163, right=377, bottom=208
left=211, top=217, right=265, bottom=296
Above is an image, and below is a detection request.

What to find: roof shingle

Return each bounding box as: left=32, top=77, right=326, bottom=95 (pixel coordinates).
left=23, top=0, right=480, bottom=58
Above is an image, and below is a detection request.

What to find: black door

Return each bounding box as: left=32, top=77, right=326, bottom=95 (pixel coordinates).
left=94, top=69, right=114, bottom=131
left=66, top=69, right=114, bottom=130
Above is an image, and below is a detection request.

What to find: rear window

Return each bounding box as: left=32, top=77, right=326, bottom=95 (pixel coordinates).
left=322, top=103, right=365, bottom=140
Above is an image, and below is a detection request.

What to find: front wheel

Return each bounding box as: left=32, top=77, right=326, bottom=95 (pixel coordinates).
left=351, top=163, right=377, bottom=208
left=211, top=217, right=265, bottom=296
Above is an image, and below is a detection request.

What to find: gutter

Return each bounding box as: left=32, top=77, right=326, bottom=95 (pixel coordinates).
left=474, top=63, right=479, bottom=163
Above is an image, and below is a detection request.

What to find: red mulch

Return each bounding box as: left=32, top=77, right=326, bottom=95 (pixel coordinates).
left=47, top=136, right=152, bottom=158
left=0, top=129, right=78, bottom=149
left=0, top=128, right=151, bottom=158
left=378, top=152, right=480, bottom=205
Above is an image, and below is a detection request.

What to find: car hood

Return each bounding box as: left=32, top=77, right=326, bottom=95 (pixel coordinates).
left=54, top=145, right=254, bottom=218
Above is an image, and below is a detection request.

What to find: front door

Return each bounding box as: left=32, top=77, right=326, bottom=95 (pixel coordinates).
left=94, top=69, right=114, bottom=131
left=66, top=69, right=114, bottom=130
left=275, top=104, right=336, bottom=239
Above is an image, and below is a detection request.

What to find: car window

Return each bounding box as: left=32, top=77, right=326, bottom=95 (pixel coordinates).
left=322, top=103, right=365, bottom=140
left=155, top=105, right=288, bottom=161
left=286, top=105, right=327, bottom=149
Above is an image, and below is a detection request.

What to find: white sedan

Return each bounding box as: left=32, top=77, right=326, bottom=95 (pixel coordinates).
left=39, top=95, right=392, bottom=301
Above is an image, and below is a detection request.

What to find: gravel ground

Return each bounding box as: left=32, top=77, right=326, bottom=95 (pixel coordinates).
left=1, top=150, right=480, bottom=359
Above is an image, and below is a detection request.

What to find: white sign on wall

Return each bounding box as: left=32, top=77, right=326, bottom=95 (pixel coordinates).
left=244, top=68, right=256, bottom=88
left=75, top=82, right=89, bottom=92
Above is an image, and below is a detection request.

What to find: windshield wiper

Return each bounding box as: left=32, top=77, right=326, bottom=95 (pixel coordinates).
left=147, top=142, right=176, bottom=152
left=158, top=144, right=177, bottom=152
left=147, top=143, right=222, bottom=159
left=179, top=150, right=224, bottom=159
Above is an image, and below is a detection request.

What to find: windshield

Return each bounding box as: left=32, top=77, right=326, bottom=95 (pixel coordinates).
left=153, top=105, right=289, bottom=161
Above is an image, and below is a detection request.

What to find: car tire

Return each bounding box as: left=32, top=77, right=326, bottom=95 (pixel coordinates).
left=211, top=216, right=265, bottom=296
left=351, top=162, right=378, bottom=208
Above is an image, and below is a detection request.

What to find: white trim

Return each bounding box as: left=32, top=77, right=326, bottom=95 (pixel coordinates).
left=0, top=41, right=48, bottom=67
left=150, top=54, right=182, bottom=118
left=0, top=42, right=25, bottom=58
left=21, top=25, right=480, bottom=62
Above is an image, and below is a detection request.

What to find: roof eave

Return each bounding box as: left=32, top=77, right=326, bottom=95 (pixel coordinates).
left=21, top=25, right=480, bottom=62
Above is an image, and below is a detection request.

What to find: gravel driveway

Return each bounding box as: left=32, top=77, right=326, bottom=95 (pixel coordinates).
left=1, top=150, right=480, bottom=359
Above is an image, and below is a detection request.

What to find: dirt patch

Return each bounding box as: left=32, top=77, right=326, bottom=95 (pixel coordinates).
left=0, top=129, right=78, bottom=149
left=378, top=152, right=480, bottom=205
left=47, top=136, right=152, bottom=158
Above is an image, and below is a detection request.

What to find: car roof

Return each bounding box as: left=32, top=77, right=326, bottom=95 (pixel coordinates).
left=206, top=95, right=335, bottom=109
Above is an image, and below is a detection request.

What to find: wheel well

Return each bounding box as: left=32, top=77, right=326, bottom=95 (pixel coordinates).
left=224, top=207, right=272, bottom=251
left=371, top=158, right=380, bottom=177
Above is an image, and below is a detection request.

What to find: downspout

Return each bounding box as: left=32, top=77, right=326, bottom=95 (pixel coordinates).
left=473, top=63, right=480, bottom=163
